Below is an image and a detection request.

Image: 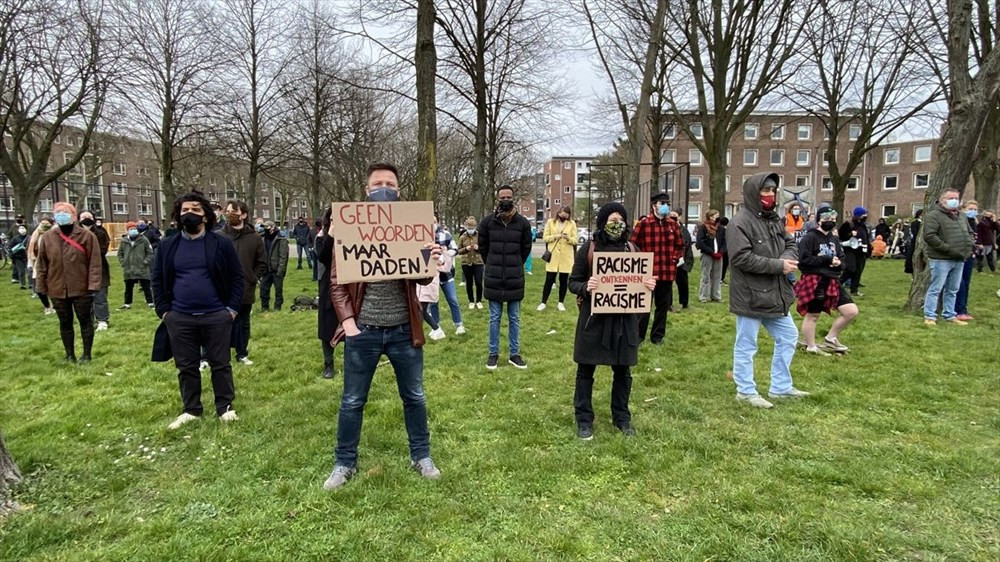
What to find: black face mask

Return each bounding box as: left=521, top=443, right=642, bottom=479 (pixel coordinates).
left=497, top=200, right=514, bottom=213
left=180, top=212, right=204, bottom=233
left=80, top=218, right=95, bottom=227
left=820, top=220, right=837, bottom=232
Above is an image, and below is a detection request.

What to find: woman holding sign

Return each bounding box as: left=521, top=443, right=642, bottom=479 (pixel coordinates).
left=568, top=202, right=655, bottom=440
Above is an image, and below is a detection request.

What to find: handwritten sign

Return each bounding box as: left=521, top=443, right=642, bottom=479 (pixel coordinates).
left=331, top=201, right=435, bottom=284
left=590, top=252, right=654, bottom=314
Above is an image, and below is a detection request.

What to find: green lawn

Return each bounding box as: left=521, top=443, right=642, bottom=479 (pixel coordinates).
left=1, top=257, right=998, bottom=561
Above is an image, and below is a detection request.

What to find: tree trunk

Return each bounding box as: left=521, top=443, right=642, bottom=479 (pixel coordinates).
left=415, top=0, right=438, bottom=204
left=0, top=429, right=22, bottom=515
left=971, top=96, right=1000, bottom=210
left=707, top=147, right=726, bottom=212
left=14, top=190, right=40, bottom=225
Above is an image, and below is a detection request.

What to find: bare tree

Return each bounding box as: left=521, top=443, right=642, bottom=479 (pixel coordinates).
left=415, top=0, right=438, bottom=202
left=112, top=0, right=223, bottom=202
left=969, top=0, right=999, bottom=210
left=0, top=0, right=113, bottom=219
left=905, top=0, right=1000, bottom=310
left=787, top=0, right=942, bottom=217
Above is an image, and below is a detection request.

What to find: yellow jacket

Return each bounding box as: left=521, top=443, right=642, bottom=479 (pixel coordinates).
left=543, top=218, right=577, bottom=273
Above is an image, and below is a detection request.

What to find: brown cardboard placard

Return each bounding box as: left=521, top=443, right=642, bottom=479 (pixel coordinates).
left=331, top=201, right=435, bottom=284
left=590, top=251, right=654, bottom=314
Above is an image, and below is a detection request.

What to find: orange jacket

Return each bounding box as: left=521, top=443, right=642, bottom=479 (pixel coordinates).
left=785, top=213, right=804, bottom=235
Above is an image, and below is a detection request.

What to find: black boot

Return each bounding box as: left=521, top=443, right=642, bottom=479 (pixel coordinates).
left=322, top=362, right=335, bottom=379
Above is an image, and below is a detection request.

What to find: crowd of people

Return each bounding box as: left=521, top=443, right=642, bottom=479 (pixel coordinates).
left=5, top=161, right=996, bottom=490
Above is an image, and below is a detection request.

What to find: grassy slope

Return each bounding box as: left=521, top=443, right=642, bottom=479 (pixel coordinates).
left=0, top=257, right=998, bottom=561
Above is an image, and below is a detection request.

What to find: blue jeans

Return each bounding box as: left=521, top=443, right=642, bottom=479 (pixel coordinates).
left=954, top=256, right=975, bottom=315
left=430, top=279, right=463, bottom=326
left=488, top=300, right=521, bottom=356
left=923, top=258, right=965, bottom=320
left=732, top=314, right=797, bottom=396
left=335, top=323, right=429, bottom=468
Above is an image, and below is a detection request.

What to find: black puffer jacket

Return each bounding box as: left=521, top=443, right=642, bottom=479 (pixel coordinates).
left=726, top=173, right=797, bottom=318
left=477, top=211, right=533, bottom=302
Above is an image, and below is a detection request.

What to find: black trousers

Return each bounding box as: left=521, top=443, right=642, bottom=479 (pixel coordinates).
left=322, top=339, right=337, bottom=372
left=639, top=280, right=672, bottom=343
left=52, top=296, right=94, bottom=358
left=574, top=363, right=633, bottom=427
left=259, top=272, right=284, bottom=310
left=462, top=263, right=484, bottom=303
left=164, top=310, right=235, bottom=416
left=721, top=253, right=729, bottom=282
left=842, top=250, right=868, bottom=293
left=420, top=302, right=439, bottom=330
left=124, top=279, right=152, bottom=305
left=12, top=258, right=27, bottom=288
left=674, top=269, right=689, bottom=308
left=541, top=271, right=569, bottom=304
left=230, top=304, right=253, bottom=359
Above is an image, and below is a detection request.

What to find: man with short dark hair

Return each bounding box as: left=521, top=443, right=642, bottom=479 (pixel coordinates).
left=152, top=192, right=244, bottom=430
left=324, top=161, right=444, bottom=490
left=631, top=192, right=686, bottom=343
left=479, top=184, right=533, bottom=369
left=259, top=220, right=288, bottom=311
left=221, top=200, right=266, bottom=365
left=292, top=215, right=311, bottom=270
left=78, top=210, right=111, bottom=331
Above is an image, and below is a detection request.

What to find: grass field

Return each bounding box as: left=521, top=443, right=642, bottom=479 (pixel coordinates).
left=1, top=254, right=998, bottom=561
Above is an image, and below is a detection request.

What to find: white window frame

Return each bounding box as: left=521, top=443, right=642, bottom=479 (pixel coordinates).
left=848, top=124, right=862, bottom=141
left=743, top=149, right=758, bottom=166
left=564, top=185, right=571, bottom=193
left=690, top=122, right=703, bottom=139
left=262, top=209, right=270, bottom=219
left=911, top=203, right=924, bottom=215
left=770, top=123, right=785, bottom=140
left=725, top=175, right=731, bottom=192
left=823, top=149, right=837, bottom=164
left=661, top=149, right=675, bottom=163
left=821, top=176, right=833, bottom=191
left=260, top=196, right=268, bottom=205
left=744, top=123, right=759, bottom=140
left=112, top=162, right=127, bottom=175
left=882, top=174, right=899, bottom=191
left=914, top=145, right=932, bottom=163
left=38, top=199, right=53, bottom=212
left=796, top=149, right=810, bottom=167
left=138, top=203, right=153, bottom=215
left=797, top=123, right=812, bottom=141
left=913, top=173, right=929, bottom=189
left=563, top=161, right=572, bottom=170
left=689, top=149, right=703, bottom=166
left=665, top=123, right=676, bottom=139
left=112, top=202, right=128, bottom=215
left=795, top=175, right=809, bottom=187
left=770, top=149, right=784, bottom=166
left=554, top=198, right=561, bottom=205
left=881, top=204, right=897, bottom=218
left=689, top=175, right=703, bottom=192
left=726, top=149, right=731, bottom=166
left=687, top=202, right=701, bottom=221
left=847, top=176, right=860, bottom=191
left=884, top=147, right=900, bottom=165
left=111, top=182, right=127, bottom=195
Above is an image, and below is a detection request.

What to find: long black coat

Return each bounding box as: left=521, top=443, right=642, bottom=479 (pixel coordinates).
left=567, top=236, right=641, bottom=367
left=477, top=212, right=532, bottom=302
left=316, top=234, right=339, bottom=343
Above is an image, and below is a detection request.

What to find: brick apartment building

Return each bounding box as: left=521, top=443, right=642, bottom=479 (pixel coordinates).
left=640, top=112, right=973, bottom=222
left=529, top=155, right=596, bottom=226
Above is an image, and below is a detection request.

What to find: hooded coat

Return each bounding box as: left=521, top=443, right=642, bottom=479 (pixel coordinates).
left=726, top=173, right=797, bottom=318
left=118, top=234, right=154, bottom=280
left=221, top=223, right=267, bottom=305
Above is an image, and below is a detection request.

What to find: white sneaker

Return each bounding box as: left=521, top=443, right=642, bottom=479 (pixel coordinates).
left=96, top=321, right=108, bottom=331
left=120, top=304, right=131, bottom=310
left=557, top=302, right=566, bottom=311
left=147, top=303, right=155, bottom=309
left=536, top=303, right=546, bottom=311
left=167, top=412, right=200, bottom=430
left=459, top=282, right=466, bottom=286
left=44, top=307, right=55, bottom=315
left=237, top=356, right=254, bottom=366
left=199, top=360, right=210, bottom=371
left=220, top=409, right=239, bottom=422
left=428, top=328, right=446, bottom=340
left=468, top=302, right=476, bottom=310
left=768, top=388, right=811, bottom=399
left=736, top=393, right=774, bottom=408
left=804, top=346, right=831, bottom=356
left=823, top=337, right=849, bottom=352
left=455, top=324, right=466, bottom=335
left=476, top=302, right=483, bottom=309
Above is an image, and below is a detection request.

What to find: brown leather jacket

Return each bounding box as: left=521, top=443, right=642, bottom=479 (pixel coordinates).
left=329, top=254, right=432, bottom=348
left=34, top=225, right=103, bottom=298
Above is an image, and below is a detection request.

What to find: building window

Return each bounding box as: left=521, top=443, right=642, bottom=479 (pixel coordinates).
left=849, top=124, right=862, bottom=141
left=138, top=186, right=151, bottom=197
left=911, top=203, right=924, bottom=215
left=689, top=149, right=703, bottom=166
left=823, top=149, right=836, bottom=164
left=111, top=182, right=127, bottom=195
left=554, top=198, right=561, bottom=205
left=564, top=186, right=571, bottom=193
left=796, top=149, right=810, bottom=166
left=744, top=123, right=759, bottom=140
left=821, top=176, right=832, bottom=191
left=771, top=124, right=785, bottom=140
left=544, top=174, right=550, bottom=185
left=554, top=173, right=561, bottom=182
left=262, top=209, right=270, bottom=219
left=689, top=176, right=703, bottom=192
left=726, top=149, right=731, bottom=166
left=661, top=149, right=675, bottom=163
left=112, top=162, right=127, bottom=175
left=38, top=199, right=53, bottom=212
left=770, top=149, right=784, bottom=166
left=576, top=173, right=588, bottom=183
left=0, top=197, right=13, bottom=211
left=665, top=123, right=676, bottom=139
left=563, top=161, right=572, bottom=170
left=914, top=145, right=932, bottom=162
left=797, top=123, right=812, bottom=141
left=795, top=175, right=809, bottom=187
left=138, top=203, right=153, bottom=215
left=883, top=174, right=898, bottom=190
left=89, top=184, right=102, bottom=196
left=743, top=149, right=758, bottom=166
left=260, top=197, right=269, bottom=205
left=884, top=147, right=900, bottom=165
left=881, top=204, right=897, bottom=217
left=690, top=122, right=703, bottom=139
left=112, top=202, right=128, bottom=215
left=66, top=136, right=74, bottom=147
left=687, top=203, right=701, bottom=221
left=847, top=176, right=859, bottom=191
left=913, top=173, right=929, bottom=189
left=725, top=175, right=731, bottom=192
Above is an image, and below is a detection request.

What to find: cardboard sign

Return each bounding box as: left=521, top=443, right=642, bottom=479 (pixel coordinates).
left=590, top=252, right=654, bottom=314
left=331, top=201, right=435, bottom=284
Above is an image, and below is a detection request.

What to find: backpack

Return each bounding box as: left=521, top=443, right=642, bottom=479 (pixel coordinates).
left=576, top=240, right=639, bottom=310
left=290, top=294, right=319, bottom=311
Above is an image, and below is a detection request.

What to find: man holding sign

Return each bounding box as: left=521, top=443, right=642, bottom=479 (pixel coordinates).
left=568, top=203, right=655, bottom=440
left=323, top=162, right=444, bottom=491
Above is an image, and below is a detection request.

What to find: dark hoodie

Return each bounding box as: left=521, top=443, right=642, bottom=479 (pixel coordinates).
left=221, top=223, right=267, bottom=305
left=726, top=173, right=797, bottom=318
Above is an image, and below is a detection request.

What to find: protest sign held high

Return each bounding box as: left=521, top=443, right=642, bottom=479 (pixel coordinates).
left=331, top=201, right=436, bottom=283
left=590, top=252, right=654, bottom=314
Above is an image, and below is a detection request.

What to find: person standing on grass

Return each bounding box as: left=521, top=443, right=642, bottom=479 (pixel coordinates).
left=220, top=200, right=266, bottom=365
left=905, top=209, right=924, bottom=275
left=292, top=216, right=312, bottom=270
left=8, top=214, right=26, bottom=284
left=728, top=173, right=809, bottom=409
left=418, top=247, right=454, bottom=341
left=794, top=204, right=858, bottom=356
left=974, top=210, right=997, bottom=273
left=35, top=202, right=103, bottom=364
left=921, top=189, right=975, bottom=326
left=670, top=208, right=694, bottom=310
left=8, top=223, right=29, bottom=290
left=152, top=192, right=244, bottom=430
left=538, top=206, right=577, bottom=311
left=569, top=202, right=653, bottom=440
left=695, top=209, right=724, bottom=303
left=77, top=210, right=111, bottom=332
left=479, top=184, right=533, bottom=370
left=839, top=207, right=872, bottom=296
left=315, top=207, right=340, bottom=379
left=525, top=223, right=536, bottom=276
left=954, top=200, right=981, bottom=322
left=118, top=221, right=154, bottom=310
left=259, top=220, right=289, bottom=312
left=718, top=215, right=730, bottom=285
left=432, top=214, right=465, bottom=335
left=457, top=216, right=484, bottom=309
left=323, top=162, right=444, bottom=490
left=631, top=192, right=686, bottom=345
left=27, top=217, right=56, bottom=315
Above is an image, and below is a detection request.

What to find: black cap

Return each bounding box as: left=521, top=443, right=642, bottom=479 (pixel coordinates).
left=650, top=191, right=670, bottom=203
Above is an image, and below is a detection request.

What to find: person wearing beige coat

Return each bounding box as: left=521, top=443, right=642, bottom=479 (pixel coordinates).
left=538, top=206, right=578, bottom=311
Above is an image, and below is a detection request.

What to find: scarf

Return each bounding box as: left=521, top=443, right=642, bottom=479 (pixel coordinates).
left=704, top=221, right=718, bottom=237
left=497, top=206, right=516, bottom=222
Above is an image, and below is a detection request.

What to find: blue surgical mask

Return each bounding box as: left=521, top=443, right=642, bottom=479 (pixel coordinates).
left=128, top=228, right=139, bottom=238
left=54, top=212, right=73, bottom=225
left=945, top=198, right=960, bottom=209
left=657, top=204, right=669, bottom=217
left=965, top=209, right=978, bottom=219
left=367, top=187, right=400, bottom=202
left=255, top=224, right=264, bottom=233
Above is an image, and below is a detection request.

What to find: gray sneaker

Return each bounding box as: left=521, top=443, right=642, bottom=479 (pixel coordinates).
left=322, top=465, right=357, bottom=490
left=768, top=388, right=811, bottom=399
left=411, top=457, right=441, bottom=480
left=736, top=393, right=774, bottom=408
